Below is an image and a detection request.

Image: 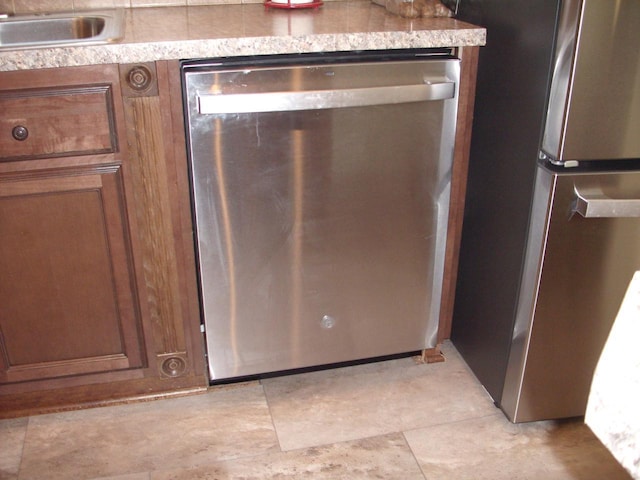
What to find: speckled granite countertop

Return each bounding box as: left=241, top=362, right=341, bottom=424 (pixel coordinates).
left=0, top=2, right=485, bottom=71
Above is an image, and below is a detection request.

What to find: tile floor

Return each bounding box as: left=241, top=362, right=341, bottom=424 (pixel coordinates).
left=0, top=342, right=631, bottom=480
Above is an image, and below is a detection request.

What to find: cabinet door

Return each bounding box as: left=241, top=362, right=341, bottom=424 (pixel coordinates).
left=0, top=165, right=145, bottom=383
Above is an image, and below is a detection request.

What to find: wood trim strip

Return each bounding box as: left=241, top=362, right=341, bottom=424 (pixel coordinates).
left=438, top=46, right=480, bottom=342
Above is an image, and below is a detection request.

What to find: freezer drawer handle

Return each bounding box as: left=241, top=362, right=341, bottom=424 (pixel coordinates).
left=573, top=186, right=640, bottom=218
left=197, top=82, right=455, bottom=114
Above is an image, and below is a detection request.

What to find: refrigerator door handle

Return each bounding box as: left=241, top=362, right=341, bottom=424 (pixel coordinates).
left=573, top=186, right=640, bottom=218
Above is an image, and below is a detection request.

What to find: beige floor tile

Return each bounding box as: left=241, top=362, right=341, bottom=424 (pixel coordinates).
left=17, top=383, right=279, bottom=480
left=262, top=341, right=498, bottom=451
left=150, top=432, right=425, bottom=480
left=88, top=474, right=151, bottom=480
left=404, top=414, right=632, bottom=480
left=0, top=417, right=28, bottom=480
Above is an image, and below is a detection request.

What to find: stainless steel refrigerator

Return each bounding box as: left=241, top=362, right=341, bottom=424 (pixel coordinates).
left=451, top=0, right=640, bottom=422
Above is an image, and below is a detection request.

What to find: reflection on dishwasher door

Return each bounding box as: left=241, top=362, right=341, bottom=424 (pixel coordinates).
left=182, top=52, right=460, bottom=381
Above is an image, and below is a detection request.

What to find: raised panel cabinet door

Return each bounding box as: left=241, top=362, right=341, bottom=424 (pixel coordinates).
left=0, top=164, right=146, bottom=383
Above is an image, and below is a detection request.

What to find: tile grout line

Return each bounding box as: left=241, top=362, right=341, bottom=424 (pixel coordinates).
left=401, top=430, right=429, bottom=480
left=401, top=411, right=504, bottom=437
left=15, top=415, right=29, bottom=480
left=259, top=379, right=285, bottom=454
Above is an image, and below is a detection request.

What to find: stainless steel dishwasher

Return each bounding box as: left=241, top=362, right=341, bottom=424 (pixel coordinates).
left=182, top=51, right=460, bottom=381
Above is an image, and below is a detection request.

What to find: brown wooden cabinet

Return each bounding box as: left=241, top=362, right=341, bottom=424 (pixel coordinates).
left=0, top=63, right=206, bottom=418
left=0, top=164, right=145, bottom=384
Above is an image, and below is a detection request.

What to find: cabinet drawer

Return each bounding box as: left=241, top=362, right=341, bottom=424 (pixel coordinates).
left=0, top=86, right=118, bottom=161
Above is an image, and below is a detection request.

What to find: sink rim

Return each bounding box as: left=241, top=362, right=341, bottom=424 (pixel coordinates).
left=0, top=9, right=125, bottom=51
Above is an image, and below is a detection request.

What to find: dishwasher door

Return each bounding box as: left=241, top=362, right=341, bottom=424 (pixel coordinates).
left=183, top=56, right=460, bottom=380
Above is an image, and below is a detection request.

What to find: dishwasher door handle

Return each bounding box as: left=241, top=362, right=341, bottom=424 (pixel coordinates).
left=573, top=185, right=640, bottom=218
left=197, top=81, right=455, bottom=114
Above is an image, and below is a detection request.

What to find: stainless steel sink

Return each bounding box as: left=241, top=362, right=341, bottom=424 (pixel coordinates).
left=0, top=9, right=124, bottom=50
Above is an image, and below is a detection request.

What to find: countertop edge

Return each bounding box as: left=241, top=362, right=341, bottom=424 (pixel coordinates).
left=0, top=4, right=486, bottom=71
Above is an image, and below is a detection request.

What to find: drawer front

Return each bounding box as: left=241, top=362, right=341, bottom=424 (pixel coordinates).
left=0, top=85, right=117, bottom=161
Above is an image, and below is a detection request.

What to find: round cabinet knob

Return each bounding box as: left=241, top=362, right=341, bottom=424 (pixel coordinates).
left=127, top=66, right=153, bottom=92
left=12, top=125, right=29, bottom=141
left=160, top=356, right=187, bottom=377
